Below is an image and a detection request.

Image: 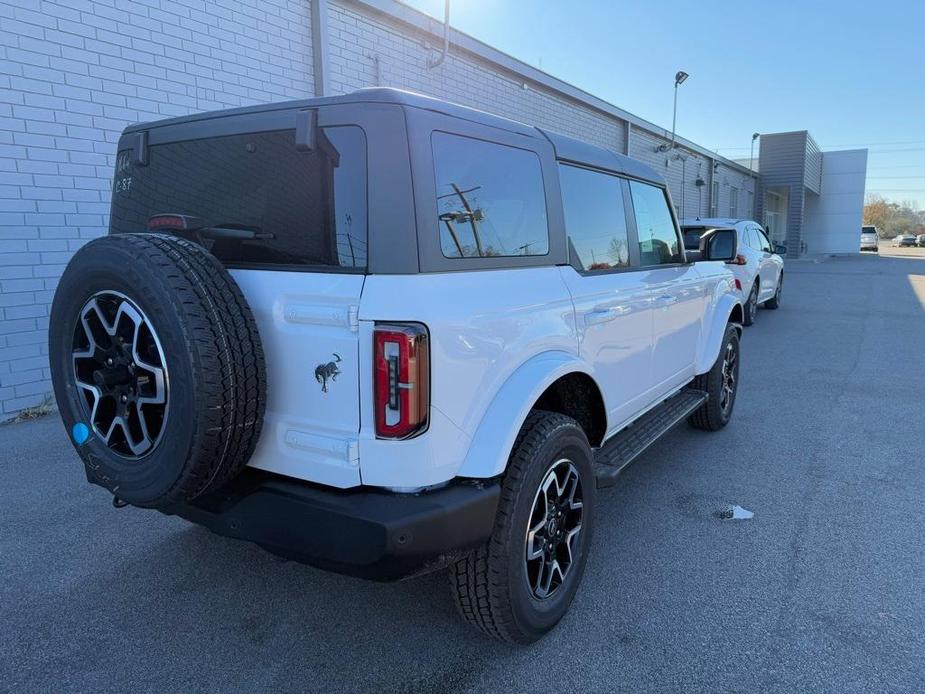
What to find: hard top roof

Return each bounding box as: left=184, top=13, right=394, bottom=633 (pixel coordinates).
left=124, top=87, right=664, bottom=185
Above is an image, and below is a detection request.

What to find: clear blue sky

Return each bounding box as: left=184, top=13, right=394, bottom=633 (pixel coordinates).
left=403, top=0, right=925, bottom=208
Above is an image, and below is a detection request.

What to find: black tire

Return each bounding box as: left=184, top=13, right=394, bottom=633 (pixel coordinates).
left=688, top=323, right=740, bottom=431
left=449, top=411, right=595, bottom=644
left=49, top=233, right=266, bottom=509
left=743, top=281, right=758, bottom=326
left=764, top=273, right=782, bottom=309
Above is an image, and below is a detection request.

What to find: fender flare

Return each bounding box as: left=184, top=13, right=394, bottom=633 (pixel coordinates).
left=456, top=351, right=595, bottom=479
left=695, top=292, right=743, bottom=374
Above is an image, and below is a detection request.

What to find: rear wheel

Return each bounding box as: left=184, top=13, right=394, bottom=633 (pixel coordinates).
left=688, top=323, right=740, bottom=431
left=450, top=411, right=595, bottom=644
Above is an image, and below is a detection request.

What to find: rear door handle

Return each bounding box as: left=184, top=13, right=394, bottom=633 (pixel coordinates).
left=584, top=306, right=630, bottom=326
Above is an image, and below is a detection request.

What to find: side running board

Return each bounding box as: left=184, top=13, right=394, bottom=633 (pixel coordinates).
left=593, top=389, right=708, bottom=489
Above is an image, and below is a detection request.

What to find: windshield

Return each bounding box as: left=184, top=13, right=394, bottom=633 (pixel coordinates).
left=111, top=126, right=368, bottom=270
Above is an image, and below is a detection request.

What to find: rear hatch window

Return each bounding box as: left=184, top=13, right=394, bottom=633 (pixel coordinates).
left=111, top=126, right=367, bottom=271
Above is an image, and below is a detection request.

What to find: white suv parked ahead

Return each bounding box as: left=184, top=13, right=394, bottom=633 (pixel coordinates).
left=50, top=89, right=744, bottom=644
left=682, top=218, right=784, bottom=325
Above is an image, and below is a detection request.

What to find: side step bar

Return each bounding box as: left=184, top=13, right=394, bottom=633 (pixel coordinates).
left=593, top=389, right=708, bottom=489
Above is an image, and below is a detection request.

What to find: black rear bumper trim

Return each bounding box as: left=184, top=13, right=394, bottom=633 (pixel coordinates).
left=162, top=469, right=501, bottom=581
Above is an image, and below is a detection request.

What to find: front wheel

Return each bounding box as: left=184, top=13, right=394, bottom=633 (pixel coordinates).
left=688, top=323, right=741, bottom=431
left=450, top=411, right=595, bottom=644
left=764, top=274, right=782, bottom=309
left=743, top=282, right=759, bottom=326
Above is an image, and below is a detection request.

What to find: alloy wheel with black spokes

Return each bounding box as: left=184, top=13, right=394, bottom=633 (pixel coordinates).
left=450, top=410, right=595, bottom=644
left=525, top=459, right=584, bottom=600
left=72, top=291, right=169, bottom=458
left=49, top=233, right=266, bottom=509
left=689, top=322, right=741, bottom=431
left=719, top=338, right=738, bottom=415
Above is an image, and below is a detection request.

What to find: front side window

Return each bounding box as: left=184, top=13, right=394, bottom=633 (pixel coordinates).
left=112, top=126, right=368, bottom=270
left=433, top=133, right=549, bottom=258
left=559, top=164, right=630, bottom=272
left=629, top=180, right=683, bottom=265
left=756, top=227, right=772, bottom=252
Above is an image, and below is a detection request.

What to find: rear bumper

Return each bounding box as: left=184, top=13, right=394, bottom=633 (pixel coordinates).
left=163, top=469, right=500, bottom=581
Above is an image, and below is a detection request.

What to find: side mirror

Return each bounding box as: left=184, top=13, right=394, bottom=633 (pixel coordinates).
left=774, top=244, right=786, bottom=255
left=700, top=228, right=737, bottom=262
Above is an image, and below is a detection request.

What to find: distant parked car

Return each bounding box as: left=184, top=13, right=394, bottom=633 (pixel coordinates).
left=892, top=234, right=917, bottom=247
left=681, top=218, right=784, bottom=326
left=917, top=234, right=925, bottom=247
left=860, top=226, right=879, bottom=252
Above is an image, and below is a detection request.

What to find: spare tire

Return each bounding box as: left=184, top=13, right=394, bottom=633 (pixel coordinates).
left=49, top=233, right=267, bottom=509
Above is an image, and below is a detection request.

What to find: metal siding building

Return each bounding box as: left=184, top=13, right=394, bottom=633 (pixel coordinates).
left=756, top=130, right=867, bottom=256
left=0, top=0, right=854, bottom=418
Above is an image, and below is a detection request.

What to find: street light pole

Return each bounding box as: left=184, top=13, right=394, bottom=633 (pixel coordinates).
left=749, top=132, right=760, bottom=171
left=669, top=71, right=689, bottom=150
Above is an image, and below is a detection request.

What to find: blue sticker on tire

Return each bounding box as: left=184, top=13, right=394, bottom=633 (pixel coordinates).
left=72, top=422, right=90, bottom=445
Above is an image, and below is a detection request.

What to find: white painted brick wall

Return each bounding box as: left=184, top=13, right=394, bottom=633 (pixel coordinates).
left=0, top=0, right=314, bottom=417
left=327, top=2, right=626, bottom=152
left=0, top=0, right=758, bottom=419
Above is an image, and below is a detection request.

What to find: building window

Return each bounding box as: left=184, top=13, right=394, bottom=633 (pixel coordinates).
left=729, top=187, right=738, bottom=217
left=710, top=181, right=719, bottom=216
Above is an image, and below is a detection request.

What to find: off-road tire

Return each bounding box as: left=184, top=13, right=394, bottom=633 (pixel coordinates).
left=764, top=274, right=782, bottom=309
left=49, top=233, right=266, bottom=509
left=688, top=323, right=740, bottom=431
left=449, top=410, right=595, bottom=644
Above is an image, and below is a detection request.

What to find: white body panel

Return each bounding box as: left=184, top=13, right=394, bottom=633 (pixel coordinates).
left=357, top=267, right=576, bottom=489
left=645, top=265, right=709, bottom=395
left=231, top=269, right=364, bottom=488
left=557, top=265, right=653, bottom=428
left=232, top=260, right=739, bottom=490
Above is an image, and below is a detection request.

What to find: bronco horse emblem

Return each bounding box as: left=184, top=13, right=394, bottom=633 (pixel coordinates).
left=314, top=353, right=342, bottom=393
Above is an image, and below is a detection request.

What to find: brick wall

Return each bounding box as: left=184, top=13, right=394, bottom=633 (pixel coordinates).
left=0, top=0, right=314, bottom=417
left=0, top=0, right=758, bottom=419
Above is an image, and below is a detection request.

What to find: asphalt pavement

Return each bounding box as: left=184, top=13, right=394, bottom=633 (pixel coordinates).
left=1, top=253, right=923, bottom=693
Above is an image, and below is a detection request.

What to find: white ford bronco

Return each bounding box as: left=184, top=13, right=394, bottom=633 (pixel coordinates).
left=50, top=88, right=744, bottom=643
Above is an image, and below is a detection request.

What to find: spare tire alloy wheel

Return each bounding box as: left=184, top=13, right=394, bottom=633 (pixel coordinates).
left=50, top=233, right=266, bottom=510
left=73, top=292, right=168, bottom=458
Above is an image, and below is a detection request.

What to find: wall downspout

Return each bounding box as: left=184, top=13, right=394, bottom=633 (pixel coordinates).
left=311, top=0, right=331, bottom=96
left=428, top=0, right=451, bottom=68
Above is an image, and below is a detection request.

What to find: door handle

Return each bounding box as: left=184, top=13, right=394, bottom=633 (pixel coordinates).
left=584, top=306, right=629, bottom=326
left=655, top=294, right=678, bottom=307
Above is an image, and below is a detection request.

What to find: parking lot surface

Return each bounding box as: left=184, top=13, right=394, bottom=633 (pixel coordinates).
left=2, top=253, right=923, bottom=693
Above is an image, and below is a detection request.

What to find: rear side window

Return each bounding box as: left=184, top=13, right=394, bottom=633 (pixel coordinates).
left=629, top=181, right=683, bottom=265
left=433, top=132, right=548, bottom=258
left=559, top=164, right=630, bottom=272
left=111, top=126, right=367, bottom=270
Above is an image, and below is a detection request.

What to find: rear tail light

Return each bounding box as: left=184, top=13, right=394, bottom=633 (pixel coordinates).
left=374, top=323, right=429, bottom=439
left=734, top=278, right=742, bottom=291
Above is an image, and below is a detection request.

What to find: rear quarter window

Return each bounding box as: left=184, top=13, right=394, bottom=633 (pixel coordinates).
left=432, top=132, right=549, bottom=259
left=111, top=126, right=368, bottom=271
